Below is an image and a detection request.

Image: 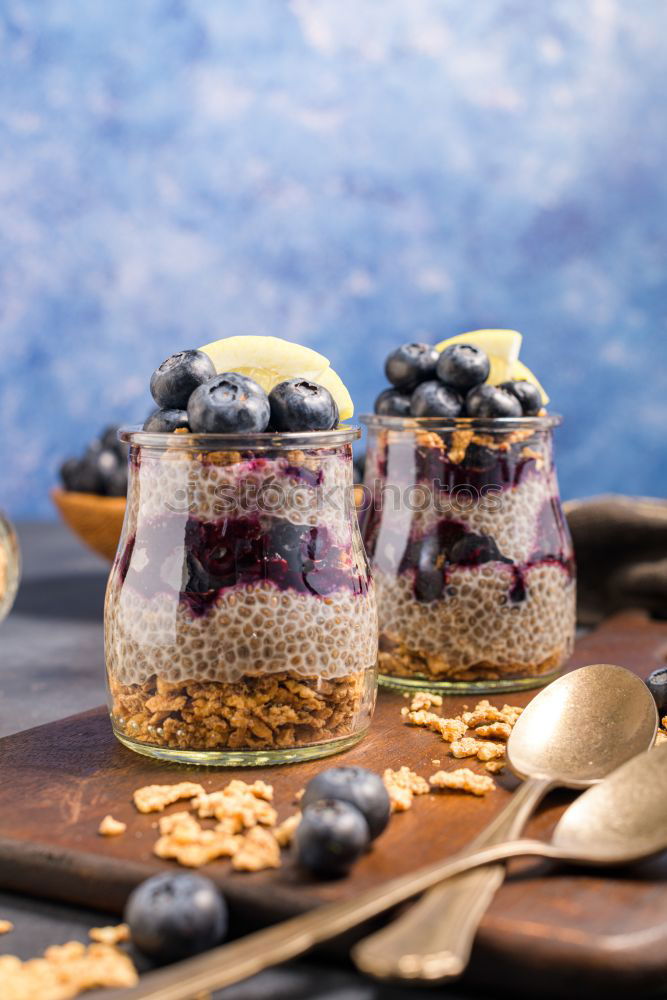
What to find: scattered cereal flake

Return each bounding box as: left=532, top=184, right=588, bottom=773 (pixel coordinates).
left=485, top=760, right=506, bottom=774
left=0, top=919, right=13, bottom=934
left=450, top=737, right=482, bottom=758
left=465, top=700, right=523, bottom=729
left=476, top=742, right=505, bottom=762
left=193, top=781, right=277, bottom=832
left=500, top=704, right=523, bottom=726
left=400, top=706, right=409, bottom=717
left=274, top=812, right=301, bottom=848
left=98, top=815, right=127, bottom=837
left=0, top=942, right=138, bottom=998
left=133, top=781, right=205, bottom=814
left=429, top=769, right=496, bottom=797
left=406, top=710, right=467, bottom=742
left=410, top=691, right=443, bottom=712
left=662, top=715, right=667, bottom=730
left=154, top=814, right=241, bottom=868
left=232, top=827, right=282, bottom=872
left=293, top=788, right=304, bottom=803
left=431, top=759, right=441, bottom=766
left=656, top=730, right=667, bottom=746
left=474, top=722, right=511, bottom=741
left=89, top=924, right=130, bottom=946
left=383, top=766, right=429, bottom=812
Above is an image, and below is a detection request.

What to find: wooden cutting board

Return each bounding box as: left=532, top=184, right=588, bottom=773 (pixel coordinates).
left=2, top=610, right=667, bottom=998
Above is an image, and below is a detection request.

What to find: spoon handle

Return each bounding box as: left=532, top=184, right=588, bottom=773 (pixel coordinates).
left=352, top=775, right=555, bottom=982
left=102, top=837, right=559, bottom=1000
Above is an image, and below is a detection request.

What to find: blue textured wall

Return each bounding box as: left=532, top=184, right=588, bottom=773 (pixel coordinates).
left=1, top=0, right=666, bottom=518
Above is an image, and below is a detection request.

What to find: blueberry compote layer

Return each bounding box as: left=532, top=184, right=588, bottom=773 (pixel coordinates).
left=105, top=441, right=378, bottom=754
left=360, top=423, right=575, bottom=685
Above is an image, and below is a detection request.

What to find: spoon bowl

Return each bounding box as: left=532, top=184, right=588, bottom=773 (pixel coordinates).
left=552, top=742, right=667, bottom=863
left=508, top=663, right=658, bottom=788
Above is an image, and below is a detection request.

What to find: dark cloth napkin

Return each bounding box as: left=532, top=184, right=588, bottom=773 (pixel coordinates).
left=565, top=495, right=667, bottom=626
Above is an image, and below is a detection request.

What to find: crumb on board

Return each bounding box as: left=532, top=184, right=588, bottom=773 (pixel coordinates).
left=89, top=924, right=130, bottom=946
left=429, top=768, right=496, bottom=797
left=406, top=710, right=468, bottom=742
left=485, top=760, right=506, bottom=774
left=0, top=919, right=14, bottom=935
left=409, top=691, right=443, bottom=712
left=98, top=815, right=127, bottom=837
left=474, top=721, right=512, bottom=741
left=383, top=766, right=429, bottom=812
left=431, top=759, right=440, bottom=766
left=273, top=812, right=301, bottom=848
left=232, top=826, right=282, bottom=872
left=154, top=813, right=241, bottom=868
left=192, top=782, right=277, bottom=833
left=133, top=782, right=205, bottom=814
left=0, top=941, right=138, bottom=997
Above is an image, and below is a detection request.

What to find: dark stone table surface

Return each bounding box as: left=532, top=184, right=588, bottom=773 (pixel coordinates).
left=0, top=521, right=481, bottom=999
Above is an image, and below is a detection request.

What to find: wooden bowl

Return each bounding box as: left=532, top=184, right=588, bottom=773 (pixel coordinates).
left=51, top=489, right=126, bottom=563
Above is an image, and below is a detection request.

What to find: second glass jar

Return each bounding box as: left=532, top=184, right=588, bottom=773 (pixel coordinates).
left=360, top=415, right=576, bottom=692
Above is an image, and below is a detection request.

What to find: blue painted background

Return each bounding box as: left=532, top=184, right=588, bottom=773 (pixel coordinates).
left=1, top=0, right=666, bottom=518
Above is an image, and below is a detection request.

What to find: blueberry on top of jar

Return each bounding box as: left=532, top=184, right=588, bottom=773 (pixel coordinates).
left=384, top=343, right=439, bottom=391
left=499, top=379, right=542, bottom=416
left=436, top=343, right=490, bottom=393
left=410, top=381, right=463, bottom=418
left=150, top=350, right=217, bottom=410
left=374, top=387, right=412, bottom=417
left=465, top=384, right=522, bottom=418
left=188, top=373, right=271, bottom=433
left=269, top=379, right=339, bottom=432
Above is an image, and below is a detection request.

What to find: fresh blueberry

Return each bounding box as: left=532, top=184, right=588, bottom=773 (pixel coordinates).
left=499, top=380, right=542, bottom=416
left=59, top=457, right=83, bottom=492
left=268, top=379, right=338, bottom=432
left=125, top=872, right=228, bottom=964
left=414, top=534, right=445, bottom=603
left=100, top=425, right=124, bottom=455
left=384, top=343, right=439, bottom=391
left=450, top=532, right=509, bottom=566
left=410, top=381, right=463, bottom=418
left=104, top=464, right=128, bottom=497
left=465, top=384, right=522, bottom=418
left=143, top=408, right=190, bottom=433
left=436, top=344, right=490, bottom=392
left=295, top=799, right=370, bottom=877
left=646, top=668, right=667, bottom=716
left=301, top=766, right=391, bottom=840
left=150, top=350, right=217, bottom=410
left=374, top=388, right=412, bottom=417
left=188, top=374, right=270, bottom=433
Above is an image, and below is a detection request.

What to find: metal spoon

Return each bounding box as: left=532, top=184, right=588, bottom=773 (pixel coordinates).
left=353, top=663, right=658, bottom=982
left=103, top=742, right=667, bottom=1000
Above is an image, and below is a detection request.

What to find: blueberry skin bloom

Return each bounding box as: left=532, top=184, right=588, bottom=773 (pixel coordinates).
left=436, top=344, right=490, bottom=392
left=374, top=388, right=412, bottom=417
left=301, top=766, right=391, bottom=840
left=150, top=350, right=217, bottom=410
left=384, top=343, right=439, bottom=391
left=143, top=408, right=190, bottom=433
left=269, top=379, right=339, bottom=432
left=465, top=384, right=523, bottom=418
left=499, top=380, right=542, bottom=416
left=188, top=373, right=270, bottom=433
left=410, top=381, right=463, bottom=418
left=295, top=799, right=371, bottom=877
left=124, top=872, right=228, bottom=963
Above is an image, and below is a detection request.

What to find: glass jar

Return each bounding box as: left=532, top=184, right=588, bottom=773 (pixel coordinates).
left=105, top=427, right=378, bottom=765
left=360, top=415, right=575, bottom=693
left=0, top=512, right=20, bottom=623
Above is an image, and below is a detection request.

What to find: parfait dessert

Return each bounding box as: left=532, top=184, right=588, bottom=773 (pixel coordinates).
left=360, top=330, right=575, bottom=692
left=105, top=337, right=377, bottom=764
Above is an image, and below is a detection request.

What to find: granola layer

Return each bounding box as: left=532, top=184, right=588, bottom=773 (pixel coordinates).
left=110, top=670, right=375, bottom=751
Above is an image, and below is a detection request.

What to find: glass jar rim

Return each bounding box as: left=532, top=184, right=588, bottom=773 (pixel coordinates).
left=360, top=413, right=562, bottom=431
left=119, top=424, right=361, bottom=450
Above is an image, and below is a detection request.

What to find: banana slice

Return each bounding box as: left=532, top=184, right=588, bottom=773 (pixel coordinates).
left=435, top=329, right=523, bottom=367
left=199, top=335, right=354, bottom=420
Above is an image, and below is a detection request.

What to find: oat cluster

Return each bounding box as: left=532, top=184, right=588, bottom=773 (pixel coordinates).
left=97, top=814, right=126, bottom=837
left=403, top=694, right=524, bottom=778
left=0, top=941, right=138, bottom=1000
left=429, top=769, right=496, bottom=797
left=382, top=766, right=430, bottom=812
left=110, top=779, right=301, bottom=872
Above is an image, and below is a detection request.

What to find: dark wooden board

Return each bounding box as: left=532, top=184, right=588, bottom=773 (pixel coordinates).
left=2, top=610, right=667, bottom=997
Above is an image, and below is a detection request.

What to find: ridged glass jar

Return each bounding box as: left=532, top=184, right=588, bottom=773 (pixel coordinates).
left=105, top=427, right=378, bottom=765
left=359, top=415, right=576, bottom=693
left=0, top=512, right=20, bottom=623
